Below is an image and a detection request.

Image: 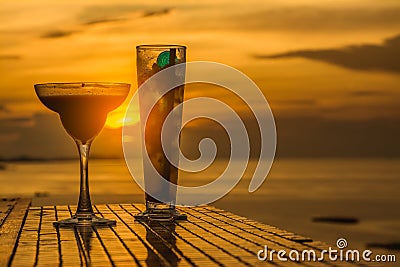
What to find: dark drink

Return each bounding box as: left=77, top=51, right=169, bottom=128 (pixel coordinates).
left=140, top=85, right=184, bottom=205
left=39, top=94, right=127, bottom=143
left=136, top=45, right=187, bottom=220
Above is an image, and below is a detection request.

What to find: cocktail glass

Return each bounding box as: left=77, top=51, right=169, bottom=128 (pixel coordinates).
left=34, top=82, right=130, bottom=227
left=135, top=45, right=187, bottom=221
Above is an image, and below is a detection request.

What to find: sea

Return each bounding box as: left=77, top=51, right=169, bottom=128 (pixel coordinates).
left=1, top=158, right=399, bottom=261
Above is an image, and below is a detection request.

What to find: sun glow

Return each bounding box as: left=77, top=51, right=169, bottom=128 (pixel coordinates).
left=105, top=109, right=140, bottom=129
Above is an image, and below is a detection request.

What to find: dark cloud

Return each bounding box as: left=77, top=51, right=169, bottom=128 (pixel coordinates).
left=0, top=116, right=32, bottom=129
left=40, top=30, right=77, bottom=39
left=0, top=113, right=75, bottom=159
left=83, top=18, right=126, bottom=26
left=1, top=111, right=400, bottom=159
left=143, top=8, right=173, bottom=18
left=0, top=104, right=10, bottom=113
left=79, top=5, right=173, bottom=23
left=40, top=5, right=174, bottom=39
left=0, top=54, right=21, bottom=60
left=78, top=5, right=140, bottom=23
left=39, top=5, right=140, bottom=39
left=181, top=115, right=400, bottom=158
left=275, top=116, right=400, bottom=158
left=0, top=112, right=126, bottom=160
left=256, top=34, right=400, bottom=73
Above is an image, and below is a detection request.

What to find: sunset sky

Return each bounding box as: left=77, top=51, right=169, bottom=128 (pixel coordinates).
left=1, top=0, right=400, bottom=159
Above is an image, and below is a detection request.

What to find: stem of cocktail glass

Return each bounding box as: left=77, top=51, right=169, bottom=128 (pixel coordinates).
left=76, top=140, right=94, bottom=219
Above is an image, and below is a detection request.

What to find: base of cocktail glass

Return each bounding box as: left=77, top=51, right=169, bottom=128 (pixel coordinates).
left=53, top=215, right=116, bottom=227
left=134, top=201, right=187, bottom=222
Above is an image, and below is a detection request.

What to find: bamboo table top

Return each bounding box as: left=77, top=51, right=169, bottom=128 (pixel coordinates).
left=0, top=198, right=364, bottom=267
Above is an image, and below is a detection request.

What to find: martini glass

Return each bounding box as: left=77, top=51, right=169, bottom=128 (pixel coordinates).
left=34, top=82, right=130, bottom=227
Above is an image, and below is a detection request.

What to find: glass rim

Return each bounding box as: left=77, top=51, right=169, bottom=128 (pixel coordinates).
left=34, top=82, right=131, bottom=89
left=136, top=44, right=186, bottom=50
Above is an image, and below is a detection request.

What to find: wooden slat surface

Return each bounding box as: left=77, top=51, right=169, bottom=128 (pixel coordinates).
left=2, top=202, right=366, bottom=267
left=0, top=198, right=31, bottom=266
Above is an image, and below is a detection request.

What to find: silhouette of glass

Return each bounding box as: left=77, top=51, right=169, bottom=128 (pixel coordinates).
left=34, top=82, right=130, bottom=227
left=135, top=45, right=187, bottom=221
left=144, top=221, right=179, bottom=266
left=75, top=225, right=94, bottom=265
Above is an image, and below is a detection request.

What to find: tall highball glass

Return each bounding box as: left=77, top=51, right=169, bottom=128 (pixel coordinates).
left=136, top=45, right=187, bottom=221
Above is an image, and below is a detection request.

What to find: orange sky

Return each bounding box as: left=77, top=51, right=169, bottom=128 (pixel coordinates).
left=1, top=0, right=400, bottom=158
